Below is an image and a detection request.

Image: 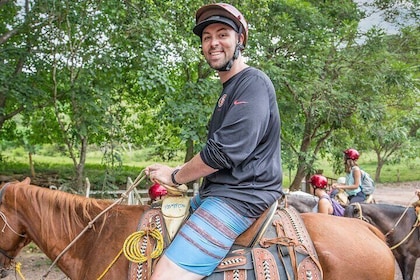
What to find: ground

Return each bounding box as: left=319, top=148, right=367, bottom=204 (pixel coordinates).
left=2, top=181, right=420, bottom=280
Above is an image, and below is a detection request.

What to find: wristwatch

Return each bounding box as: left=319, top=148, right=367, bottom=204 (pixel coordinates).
left=171, top=168, right=181, bottom=186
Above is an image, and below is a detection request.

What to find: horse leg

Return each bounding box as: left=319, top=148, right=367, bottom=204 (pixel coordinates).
left=401, top=255, right=417, bottom=280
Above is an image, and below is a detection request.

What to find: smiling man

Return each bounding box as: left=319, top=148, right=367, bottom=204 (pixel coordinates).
left=147, top=3, right=282, bottom=280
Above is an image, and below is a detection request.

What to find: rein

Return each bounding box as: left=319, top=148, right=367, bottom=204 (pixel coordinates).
left=387, top=195, right=420, bottom=250
left=0, top=182, right=28, bottom=280
left=384, top=195, right=417, bottom=237
left=0, top=183, right=28, bottom=259
left=42, top=170, right=148, bottom=279
left=354, top=203, right=369, bottom=223
left=0, top=211, right=27, bottom=238
left=354, top=196, right=420, bottom=251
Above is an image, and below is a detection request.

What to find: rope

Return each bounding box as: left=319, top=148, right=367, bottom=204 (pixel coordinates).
left=96, top=227, right=164, bottom=280
left=384, top=194, right=418, bottom=237
left=123, top=228, right=164, bottom=263
left=96, top=249, right=123, bottom=280
left=0, top=211, right=27, bottom=238
left=389, top=211, right=420, bottom=250
left=42, top=170, right=147, bottom=279
left=356, top=195, right=420, bottom=250
left=15, top=262, right=26, bottom=280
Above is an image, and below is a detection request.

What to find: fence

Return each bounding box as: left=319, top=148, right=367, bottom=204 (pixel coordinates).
left=85, top=177, right=195, bottom=205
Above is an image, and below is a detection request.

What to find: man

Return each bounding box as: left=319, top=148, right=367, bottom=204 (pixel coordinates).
left=146, top=3, right=282, bottom=279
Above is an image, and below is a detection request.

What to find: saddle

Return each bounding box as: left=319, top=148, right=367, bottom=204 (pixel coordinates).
left=128, top=195, right=323, bottom=280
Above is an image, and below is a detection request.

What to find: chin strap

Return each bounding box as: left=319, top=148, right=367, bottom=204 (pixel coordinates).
left=216, top=43, right=244, bottom=71
left=216, top=26, right=244, bottom=72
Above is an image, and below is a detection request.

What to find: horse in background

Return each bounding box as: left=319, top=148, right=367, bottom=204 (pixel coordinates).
left=345, top=203, right=420, bottom=280
left=0, top=178, right=396, bottom=280
left=279, top=190, right=319, bottom=213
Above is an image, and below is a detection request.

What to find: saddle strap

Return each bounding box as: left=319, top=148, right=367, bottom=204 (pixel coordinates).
left=259, top=207, right=323, bottom=280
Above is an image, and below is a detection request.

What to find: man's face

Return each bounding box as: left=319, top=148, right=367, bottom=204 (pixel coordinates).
left=201, top=23, right=238, bottom=70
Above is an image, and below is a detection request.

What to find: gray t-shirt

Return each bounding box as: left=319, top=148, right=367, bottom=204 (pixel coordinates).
left=200, top=67, right=282, bottom=218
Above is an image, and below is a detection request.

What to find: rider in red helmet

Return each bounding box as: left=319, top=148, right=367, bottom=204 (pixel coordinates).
left=310, top=174, right=344, bottom=216
left=146, top=3, right=282, bottom=279
left=332, top=148, right=365, bottom=203
left=343, top=148, right=360, bottom=160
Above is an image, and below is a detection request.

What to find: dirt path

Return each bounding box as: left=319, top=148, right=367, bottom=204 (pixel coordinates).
left=3, top=181, right=420, bottom=280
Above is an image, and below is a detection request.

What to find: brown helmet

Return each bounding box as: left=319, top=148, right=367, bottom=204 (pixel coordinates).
left=193, top=3, right=248, bottom=47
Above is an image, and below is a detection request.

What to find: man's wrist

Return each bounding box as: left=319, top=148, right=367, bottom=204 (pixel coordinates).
left=171, top=168, right=181, bottom=186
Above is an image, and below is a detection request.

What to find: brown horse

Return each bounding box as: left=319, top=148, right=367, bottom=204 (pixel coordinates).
left=0, top=178, right=395, bottom=279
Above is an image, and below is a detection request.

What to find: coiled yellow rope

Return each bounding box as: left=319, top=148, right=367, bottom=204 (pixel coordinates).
left=123, top=228, right=164, bottom=263
left=96, top=228, right=164, bottom=280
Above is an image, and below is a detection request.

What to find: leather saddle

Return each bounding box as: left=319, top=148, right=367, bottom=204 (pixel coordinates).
left=128, top=197, right=323, bottom=280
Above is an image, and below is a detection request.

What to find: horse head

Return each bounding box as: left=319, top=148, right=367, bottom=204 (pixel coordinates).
left=0, top=180, right=32, bottom=278
left=279, top=191, right=318, bottom=213
left=343, top=203, right=374, bottom=224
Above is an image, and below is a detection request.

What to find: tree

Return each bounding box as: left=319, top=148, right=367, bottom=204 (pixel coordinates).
left=359, top=26, right=420, bottom=182
left=247, top=0, right=374, bottom=189
left=0, top=0, right=50, bottom=131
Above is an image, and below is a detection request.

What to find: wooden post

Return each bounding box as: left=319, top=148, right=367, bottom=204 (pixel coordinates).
left=85, top=178, right=91, bottom=198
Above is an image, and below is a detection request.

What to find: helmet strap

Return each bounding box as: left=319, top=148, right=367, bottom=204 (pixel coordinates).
left=216, top=26, right=244, bottom=72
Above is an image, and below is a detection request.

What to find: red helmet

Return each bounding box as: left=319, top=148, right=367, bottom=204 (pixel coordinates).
left=193, top=3, right=249, bottom=47
left=344, top=148, right=360, bottom=160
left=148, top=182, right=168, bottom=200
left=310, top=175, right=328, bottom=189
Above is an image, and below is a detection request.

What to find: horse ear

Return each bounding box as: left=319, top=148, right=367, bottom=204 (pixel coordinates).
left=23, top=177, right=31, bottom=185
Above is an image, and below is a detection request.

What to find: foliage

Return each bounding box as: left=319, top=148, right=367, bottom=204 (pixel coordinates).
left=0, top=0, right=418, bottom=191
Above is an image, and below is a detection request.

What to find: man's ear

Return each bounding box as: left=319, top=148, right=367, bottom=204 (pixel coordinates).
left=235, top=33, right=245, bottom=51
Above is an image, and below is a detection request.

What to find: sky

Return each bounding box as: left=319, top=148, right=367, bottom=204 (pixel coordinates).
left=355, top=0, right=414, bottom=34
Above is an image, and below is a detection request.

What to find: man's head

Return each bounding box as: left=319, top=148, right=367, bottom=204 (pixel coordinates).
left=193, top=3, right=248, bottom=47
left=193, top=3, right=248, bottom=71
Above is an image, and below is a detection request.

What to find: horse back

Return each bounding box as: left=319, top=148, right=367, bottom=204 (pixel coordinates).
left=301, top=213, right=395, bottom=280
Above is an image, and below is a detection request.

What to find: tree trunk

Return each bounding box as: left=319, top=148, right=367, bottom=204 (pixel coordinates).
left=375, top=159, right=384, bottom=183
left=184, top=138, right=194, bottom=163
left=185, top=138, right=200, bottom=188
left=75, top=137, right=88, bottom=192
left=28, top=152, right=36, bottom=177
left=290, top=164, right=308, bottom=191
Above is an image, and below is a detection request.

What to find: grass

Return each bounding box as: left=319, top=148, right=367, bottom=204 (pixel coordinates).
left=1, top=146, right=419, bottom=191
left=282, top=153, right=420, bottom=187
left=0, top=146, right=184, bottom=191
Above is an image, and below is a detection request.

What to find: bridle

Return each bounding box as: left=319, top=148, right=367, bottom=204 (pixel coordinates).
left=352, top=203, right=370, bottom=223
left=0, top=183, right=27, bottom=261
left=352, top=201, right=420, bottom=250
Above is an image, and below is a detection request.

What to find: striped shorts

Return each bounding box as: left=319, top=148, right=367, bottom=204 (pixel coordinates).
left=164, top=195, right=255, bottom=276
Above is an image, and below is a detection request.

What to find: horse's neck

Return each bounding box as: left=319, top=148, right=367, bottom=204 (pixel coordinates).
left=20, top=191, right=78, bottom=255
left=368, top=205, right=416, bottom=233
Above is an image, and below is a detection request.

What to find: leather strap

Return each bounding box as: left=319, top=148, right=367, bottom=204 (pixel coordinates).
left=252, top=248, right=280, bottom=280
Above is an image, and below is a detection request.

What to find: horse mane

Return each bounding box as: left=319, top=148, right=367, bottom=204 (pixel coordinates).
left=13, top=183, right=112, bottom=241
